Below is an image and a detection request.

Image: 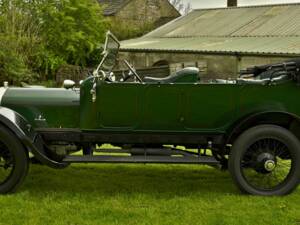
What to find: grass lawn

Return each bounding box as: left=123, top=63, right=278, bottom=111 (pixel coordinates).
left=0, top=163, right=299, bottom=225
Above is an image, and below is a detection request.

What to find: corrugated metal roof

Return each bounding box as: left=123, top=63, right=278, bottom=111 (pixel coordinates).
left=145, top=3, right=300, bottom=38
left=121, top=37, right=300, bottom=55
left=120, top=3, right=300, bottom=55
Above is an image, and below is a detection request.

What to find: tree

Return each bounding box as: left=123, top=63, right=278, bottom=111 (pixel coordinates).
left=0, top=0, right=40, bottom=84
left=0, top=0, right=108, bottom=84
left=38, top=0, right=108, bottom=68
left=32, top=0, right=109, bottom=78
left=170, top=0, right=192, bottom=15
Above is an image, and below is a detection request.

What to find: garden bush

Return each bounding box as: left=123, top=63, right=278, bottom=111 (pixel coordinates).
left=0, top=0, right=108, bottom=85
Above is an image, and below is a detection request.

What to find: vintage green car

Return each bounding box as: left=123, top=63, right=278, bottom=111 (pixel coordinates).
left=0, top=32, right=300, bottom=196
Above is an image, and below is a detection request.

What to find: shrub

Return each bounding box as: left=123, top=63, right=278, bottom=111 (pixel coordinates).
left=38, top=0, right=108, bottom=67
left=0, top=0, right=108, bottom=84
left=0, top=35, right=37, bottom=85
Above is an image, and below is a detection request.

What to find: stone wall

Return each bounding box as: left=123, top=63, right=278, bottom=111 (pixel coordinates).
left=118, top=51, right=295, bottom=80
left=114, top=0, right=180, bottom=29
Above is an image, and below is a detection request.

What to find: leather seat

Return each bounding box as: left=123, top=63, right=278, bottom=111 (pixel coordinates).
left=144, top=67, right=200, bottom=84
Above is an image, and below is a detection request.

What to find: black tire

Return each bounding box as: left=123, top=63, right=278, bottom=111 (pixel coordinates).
left=0, top=125, right=29, bottom=194
left=229, top=125, right=300, bottom=196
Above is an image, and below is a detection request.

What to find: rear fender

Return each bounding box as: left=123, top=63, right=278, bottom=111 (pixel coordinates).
left=0, top=107, right=68, bottom=169
left=226, top=111, right=300, bottom=145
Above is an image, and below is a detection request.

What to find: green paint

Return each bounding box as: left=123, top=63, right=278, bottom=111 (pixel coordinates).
left=1, top=73, right=299, bottom=134
left=79, top=76, right=300, bottom=133
left=2, top=88, right=80, bottom=128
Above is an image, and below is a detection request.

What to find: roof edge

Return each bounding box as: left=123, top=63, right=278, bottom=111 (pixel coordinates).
left=164, top=0, right=181, bottom=17
left=144, top=14, right=185, bottom=37
left=120, top=47, right=300, bottom=57
left=193, top=2, right=300, bottom=11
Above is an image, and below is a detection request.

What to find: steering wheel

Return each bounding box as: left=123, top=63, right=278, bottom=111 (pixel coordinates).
left=123, top=60, right=143, bottom=83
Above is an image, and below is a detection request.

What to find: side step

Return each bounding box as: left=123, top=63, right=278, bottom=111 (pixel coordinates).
left=63, top=155, right=220, bottom=165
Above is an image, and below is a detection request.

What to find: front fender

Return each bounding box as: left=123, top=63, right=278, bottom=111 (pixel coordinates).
left=0, top=107, right=68, bottom=169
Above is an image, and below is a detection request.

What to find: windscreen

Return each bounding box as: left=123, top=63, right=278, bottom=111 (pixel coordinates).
left=101, top=33, right=120, bottom=72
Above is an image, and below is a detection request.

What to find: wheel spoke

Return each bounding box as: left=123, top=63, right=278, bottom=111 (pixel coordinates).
left=241, top=138, right=292, bottom=191
left=0, top=150, right=14, bottom=185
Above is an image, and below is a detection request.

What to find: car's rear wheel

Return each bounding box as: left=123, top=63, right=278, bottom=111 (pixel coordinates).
left=0, top=125, right=29, bottom=194
left=229, top=125, right=300, bottom=195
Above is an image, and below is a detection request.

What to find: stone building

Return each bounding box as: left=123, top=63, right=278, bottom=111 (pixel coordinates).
left=98, top=0, right=180, bottom=30
left=120, top=3, right=300, bottom=80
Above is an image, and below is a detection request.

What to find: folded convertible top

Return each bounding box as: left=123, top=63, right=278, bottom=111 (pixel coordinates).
left=240, top=58, right=300, bottom=83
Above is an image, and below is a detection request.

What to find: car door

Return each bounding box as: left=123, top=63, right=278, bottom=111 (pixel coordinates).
left=84, top=81, right=184, bottom=132
left=140, top=83, right=183, bottom=131
left=140, top=83, right=237, bottom=132
left=183, top=83, right=237, bottom=131
left=96, top=81, right=142, bottom=130
left=80, top=78, right=142, bottom=131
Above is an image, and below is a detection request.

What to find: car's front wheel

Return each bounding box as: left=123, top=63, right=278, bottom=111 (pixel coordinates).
left=0, top=125, right=29, bottom=194
left=229, top=125, right=300, bottom=196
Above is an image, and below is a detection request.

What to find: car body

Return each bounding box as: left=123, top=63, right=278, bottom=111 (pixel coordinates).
left=0, top=32, right=300, bottom=195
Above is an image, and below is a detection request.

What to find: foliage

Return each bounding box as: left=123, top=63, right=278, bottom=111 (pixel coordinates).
left=0, top=0, right=108, bottom=84
left=0, top=0, right=40, bottom=84
left=0, top=36, right=36, bottom=84
left=0, top=163, right=299, bottom=225
left=38, top=0, right=108, bottom=67
left=34, top=80, right=58, bottom=88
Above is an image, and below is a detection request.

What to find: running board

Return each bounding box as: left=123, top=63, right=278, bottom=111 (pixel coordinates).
left=63, top=155, right=220, bottom=165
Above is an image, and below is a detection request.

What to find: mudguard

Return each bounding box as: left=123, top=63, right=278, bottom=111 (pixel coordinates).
left=226, top=111, right=300, bottom=144
left=0, top=107, right=68, bottom=169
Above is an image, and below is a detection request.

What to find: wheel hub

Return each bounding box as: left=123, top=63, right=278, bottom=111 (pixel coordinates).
left=256, top=152, right=276, bottom=173
left=264, top=159, right=276, bottom=172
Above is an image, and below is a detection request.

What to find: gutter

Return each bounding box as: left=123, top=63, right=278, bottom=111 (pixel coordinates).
left=119, top=48, right=300, bottom=58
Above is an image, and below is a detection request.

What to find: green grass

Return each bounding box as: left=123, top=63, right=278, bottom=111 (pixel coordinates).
left=0, top=164, right=299, bottom=225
